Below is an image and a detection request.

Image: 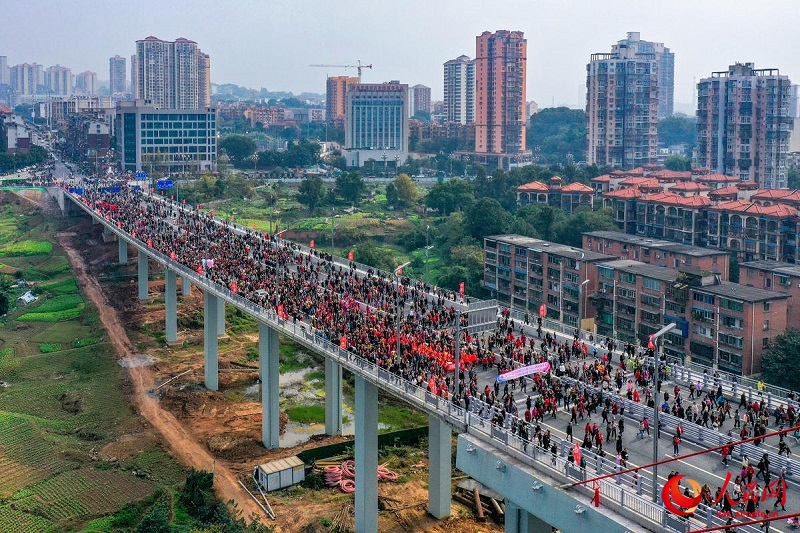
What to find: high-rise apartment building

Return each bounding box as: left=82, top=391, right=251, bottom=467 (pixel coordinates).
left=474, top=30, right=527, bottom=155
left=343, top=81, right=408, bottom=167
left=408, top=84, right=431, bottom=118
left=75, top=71, right=98, bottom=96
left=586, top=42, right=659, bottom=169
left=443, top=55, right=475, bottom=125
left=130, top=54, right=137, bottom=97
left=134, top=36, right=210, bottom=109
left=45, top=65, right=72, bottom=95
left=0, top=56, right=8, bottom=86
left=696, top=63, right=792, bottom=189
left=198, top=52, right=211, bottom=108
left=10, top=63, right=43, bottom=96
left=612, top=32, right=674, bottom=118
left=326, top=75, right=359, bottom=127
left=109, top=55, right=127, bottom=95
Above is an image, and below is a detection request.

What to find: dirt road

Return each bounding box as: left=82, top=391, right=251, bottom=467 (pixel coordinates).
left=57, top=234, right=266, bottom=521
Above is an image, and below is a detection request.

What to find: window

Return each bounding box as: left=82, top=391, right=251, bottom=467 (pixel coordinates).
left=719, top=333, right=744, bottom=349
left=778, top=275, right=791, bottom=286
left=721, top=315, right=743, bottom=329
left=720, top=298, right=744, bottom=312
left=598, top=267, right=614, bottom=280
left=747, top=269, right=754, bottom=278
left=765, top=278, right=772, bottom=288
left=763, top=319, right=770, bottom=331
left=642, top=277, right=662, bottom=291
left=618, top=288, right=636, bottom=300
left=693, top=324, right=713, bottom=338
left=764, top=302, right=771, bottom=312
left=641, top=294, right=661, bottom=308
left=693, top=293, right=715, bottom=305
left=763, top=338, right=770, bottom=349
left=619, top=272, right=636, bottom=284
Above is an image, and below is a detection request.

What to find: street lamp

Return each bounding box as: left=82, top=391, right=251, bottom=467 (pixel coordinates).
left=650, top=322, right=677, bottom=503
left=394, top=154, right=400, bottom=175
left=382, top=151, right=388, bottom=177
left=578, top=279, right=589, bottom=337
left=425, top=224, right=430, bottom=285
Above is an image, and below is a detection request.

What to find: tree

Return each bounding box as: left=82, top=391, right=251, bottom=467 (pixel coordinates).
left=0, top=292, right=9, bottom=316
left=297, top=175, right=325, bottom=214
left=394, top=174, right=418, bottom=207
left=385, top=182, right=399, bottom=207
left=552, top=208, right=618, bottom=247
left=515, top=205, right=563, bottom=242
left=658, top=114, right=696, bottom=150
left=761, top=330, right=800, bottom=390
left=335, top=171, right=364, bottom=203
left=353, top=240, right=396, bottom=272
left=729, top=255, right=740, bottom=284
left=425, top=179, right=474, bottom=215
left=218, top=135, right=257, bottom=167
left=465, top=198, right=511, bottom=241
left=789, top=168, right=800, bottom=190
left=526, top=107, right=586, bottom=164
left=664, top=154, right=691, bottom=171
left=135, top=503, right=171, bottom=533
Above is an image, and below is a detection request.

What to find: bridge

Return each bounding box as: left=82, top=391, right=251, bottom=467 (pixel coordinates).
left=49, top=181, right=798, bottom=533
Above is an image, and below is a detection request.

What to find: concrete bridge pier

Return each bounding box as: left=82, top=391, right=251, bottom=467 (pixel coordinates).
left=505, top=501, right=550, bottom=533
left=118, top=239, right=128, bottom=265
left=259, top=322, right=280, bottom=449
left=203, top=291, right=219, bottom=390
left=217, top=299, right=225, bottom=335
left=354, top=375, right=378, bottom=533
left=324, top=359, right=343, bottom=436
left=164, top=269, right=177, bottom=343
left=427, top=415, right=452, bottom=519
left=137, top=252, right=149, bottom=301
left=182, top=276, right=191, bottom=296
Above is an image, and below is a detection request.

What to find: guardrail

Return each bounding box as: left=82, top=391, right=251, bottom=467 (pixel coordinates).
left=63, top=189, right=699, bottom=533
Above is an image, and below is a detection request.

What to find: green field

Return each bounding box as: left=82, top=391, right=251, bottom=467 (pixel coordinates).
left=0, top=194, right=185, bottom=532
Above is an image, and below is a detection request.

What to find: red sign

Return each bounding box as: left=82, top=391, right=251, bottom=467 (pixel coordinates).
left=648, top=334, right=656, bottom=350
left=310, top=240, right=315, bottom=249
left=572, top=442, right=581, bottom=465
left=348, top=251, right=354, bottom=261
left=396, top=268, right=402, bottom=276
left=147, top=239, right=152, bottom=247
left=539, top=304, right=546, bottom=318
left=459, top=282, right=465, bottom=295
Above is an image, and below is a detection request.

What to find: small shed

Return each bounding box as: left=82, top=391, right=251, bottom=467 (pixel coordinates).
left=17, top=291, right=36, bottom=304
left=256, top=456, right=305, bottom=492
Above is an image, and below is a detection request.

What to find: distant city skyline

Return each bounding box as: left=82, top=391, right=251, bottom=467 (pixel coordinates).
left=3, top=0, right=800, bottom=109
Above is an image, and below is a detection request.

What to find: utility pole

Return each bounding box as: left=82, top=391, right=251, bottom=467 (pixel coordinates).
left=651, top=322, right=677, bottom=503
left=425, top=225, right=430, bottom=285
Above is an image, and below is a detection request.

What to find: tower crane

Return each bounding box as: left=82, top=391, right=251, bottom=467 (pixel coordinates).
left=309, top=60, right=373, bottom=78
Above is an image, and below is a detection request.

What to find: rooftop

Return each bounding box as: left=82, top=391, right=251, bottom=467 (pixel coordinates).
left=517, top=181, right=549, bottom=192
left=603, top=188, right=643, bottom=199
left=710, top=200, right=796, bottom=217
left=640, top=192, right=711, bottom=208
left=697, top=174, right=740, bottom=183
left=560, top=182, right=594, bottom=193
left=486, top=235, right=615, bottom=261
left=583, top=231, right=728, bottom=257
left=741, top=260, right=800, bottom=278
left=695, top=281, right=789, bottom=303
left=596, top=259, right=680, bottom=282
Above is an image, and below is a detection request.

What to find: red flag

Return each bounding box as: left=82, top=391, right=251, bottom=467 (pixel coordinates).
left=147, top=239, right=152, bottom=247
left=459, top=282, right=465, bottom=294
left=428, top=376, right=436, bottom=393
left=340, top=336, right=347, bottom=349
left=648, top=334, right=656, bottom=350
left=170, top=251, right=176, bottom=260
left=277, top=303, right=284, bottom=318
left=539, top=304, right=546, bottom=318
left=231, top=215, right=235, bottom=222
left=197, top=265, right=203, bottom=275
left=310, top=240, right=315, bottom=249
left=348, top=251, right=354, bottom=261
left=573, top=442, right=581, bottom=465
left=117, top=222, right=121, bottom=228
left=196, top=204, right=200, bottom=210
left=230, top=282, right=238, bottom=294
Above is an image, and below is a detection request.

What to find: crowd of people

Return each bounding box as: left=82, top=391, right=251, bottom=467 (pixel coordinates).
left=71, top=184, right=793, bottom=526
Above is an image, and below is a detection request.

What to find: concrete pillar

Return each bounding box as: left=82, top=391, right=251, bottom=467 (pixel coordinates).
left=217, top=298, right=225, bottom=335
left=325, top=359, right=343, bottom=436
left=138, top=252, right=149, bottom=301
left=355, top=376, right=378, bottom=533
left=203, top=291, right=219, bottom=391
left=92, top=216, right=99, bottom=225
left=118, top=239, right=128, bottom=264
left=506, top=501, right=550, bottom=533
left=165, top=269, right=177, bottom=343
left=182, top=275, right=191, bottom=296
left=260, top=322, right=280, bottom=449
left=428, top=415, right=452, bottom=519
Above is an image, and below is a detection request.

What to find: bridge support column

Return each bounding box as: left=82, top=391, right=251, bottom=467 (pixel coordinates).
left=182, top=276, right=191, bottom=296
left=217, top=299, right=225, bottom=335
left=428, top=415, right=451, bottom=519
left=355, top=376, right=378, bottom=533
left=324, top=359, right=342, bottom=436
left=92, top=217, right=98, bottom=225
left=165, top=269, right=177, bottom=343
left=118, top=239, right=128, bottom=265
left=260, top=322, right=280, bottom=449
left=506, top=501, right=550, bottom=533
left=203, top=291, right=219, bottom=391
left=137, top=252, right=148, bottom=301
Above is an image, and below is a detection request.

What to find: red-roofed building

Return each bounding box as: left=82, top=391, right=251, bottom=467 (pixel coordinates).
left=696, top=174, right=740, bottom=189
left=648, top=169, right=692, bottom=181
left=668, top=182, right=711, bottom=196
left=635, top=192, right=710, bottom=246
left=516, top=177, right=594, bottom=213
left=708, top=200, right=797, bottom=262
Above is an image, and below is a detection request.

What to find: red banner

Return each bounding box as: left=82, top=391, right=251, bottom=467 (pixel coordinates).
left=230, top=282, right=238, bottom=294
left=348, top=251, right=354, bottom=261
left=147, top=239, right=152, bottom=247
left=340, top=336, right=347, bottom=349
left=310, top=240, right=315, bottom=249
left=573, top=442, right=581, bottom=465
left=539, top=304, right=546, bottom=318
left=459, top=282, right=465, bottom=294
left=648, top=334, right=655, bottom=350
left=197, top=265, right=203, bottom=275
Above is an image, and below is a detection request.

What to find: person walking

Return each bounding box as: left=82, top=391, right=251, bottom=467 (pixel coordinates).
left=672, top=433, right=681, bottom=456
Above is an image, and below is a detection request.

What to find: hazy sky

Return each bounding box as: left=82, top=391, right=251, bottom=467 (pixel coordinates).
left=4, top=0, right=799, bottom=110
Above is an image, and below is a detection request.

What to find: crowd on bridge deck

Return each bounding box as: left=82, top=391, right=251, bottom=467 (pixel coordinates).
left=72, top=183, right=795, bottom=516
